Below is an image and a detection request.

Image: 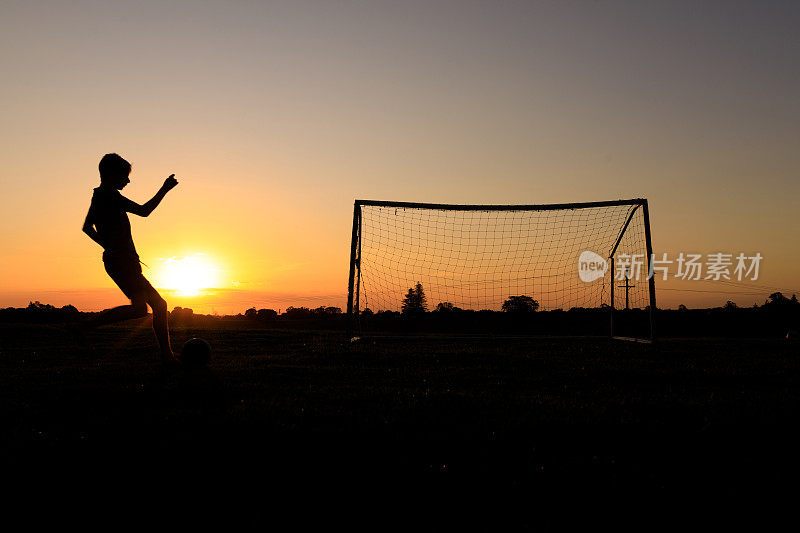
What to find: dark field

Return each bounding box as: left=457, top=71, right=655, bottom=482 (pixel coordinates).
left=2, top=319, right=799, bottom=521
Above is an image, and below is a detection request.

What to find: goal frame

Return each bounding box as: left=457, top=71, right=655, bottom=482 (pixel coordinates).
left=346, top=198, right=656, bottom=341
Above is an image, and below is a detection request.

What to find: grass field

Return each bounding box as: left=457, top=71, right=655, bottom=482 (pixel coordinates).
left=2, top=319, right=799, bottom=520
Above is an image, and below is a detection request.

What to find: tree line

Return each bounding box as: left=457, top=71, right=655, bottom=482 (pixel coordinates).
left=396, top=282, right=540, bottom=316
left=387, top=283, right=800, bottom=316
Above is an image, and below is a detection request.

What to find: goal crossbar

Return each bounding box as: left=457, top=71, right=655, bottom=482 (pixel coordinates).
left=355, top=198, right=647, bottom=212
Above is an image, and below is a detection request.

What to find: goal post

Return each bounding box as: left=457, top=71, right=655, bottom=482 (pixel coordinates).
left=347, top=199, right=656, bottom=341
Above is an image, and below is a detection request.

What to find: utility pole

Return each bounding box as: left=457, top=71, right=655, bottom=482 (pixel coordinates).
left=618, top=267, right=635, bottom=310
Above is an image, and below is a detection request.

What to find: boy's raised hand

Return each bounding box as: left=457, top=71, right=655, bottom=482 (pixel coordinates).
left=163, top=174, right=179, bottom=191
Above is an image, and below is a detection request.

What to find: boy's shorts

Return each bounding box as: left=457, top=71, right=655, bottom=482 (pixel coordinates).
left=103, top=252, right=155, bottom=301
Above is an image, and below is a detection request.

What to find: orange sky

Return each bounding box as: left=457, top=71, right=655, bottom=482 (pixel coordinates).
left=1, top=1, right=798, bottom=313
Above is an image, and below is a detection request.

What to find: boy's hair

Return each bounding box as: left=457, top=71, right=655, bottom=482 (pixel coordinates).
left=99, top=153, right=131, bottom=182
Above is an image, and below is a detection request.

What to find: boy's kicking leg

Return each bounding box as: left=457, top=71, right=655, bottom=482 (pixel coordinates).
left=71, top=300, right=147, bottom=347
left=91, top=301, right=149, bottom=326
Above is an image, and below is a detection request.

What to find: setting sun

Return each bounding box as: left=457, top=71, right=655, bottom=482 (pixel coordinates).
left=154, top=254, right=220, bottom=296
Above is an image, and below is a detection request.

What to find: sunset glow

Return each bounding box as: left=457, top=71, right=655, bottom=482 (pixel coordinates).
left=0, top=2, right=797, bottom=313
left=154, top=254, right=220, bottom=297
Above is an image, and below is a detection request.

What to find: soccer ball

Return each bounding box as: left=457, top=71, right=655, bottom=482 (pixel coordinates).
left=181, top=337, right=212, bottom=368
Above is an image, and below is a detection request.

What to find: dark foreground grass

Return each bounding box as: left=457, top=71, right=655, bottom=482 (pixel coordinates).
left=1, top=319, right=799, bottom=521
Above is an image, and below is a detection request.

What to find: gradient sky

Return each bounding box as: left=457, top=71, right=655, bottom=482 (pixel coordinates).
left=1, top=0, right=798, bottom=313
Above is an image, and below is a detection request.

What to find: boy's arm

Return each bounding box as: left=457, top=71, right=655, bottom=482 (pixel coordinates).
left=82, top=206, right=105, bottom=248
left=124, top=174, right=179, bottom=217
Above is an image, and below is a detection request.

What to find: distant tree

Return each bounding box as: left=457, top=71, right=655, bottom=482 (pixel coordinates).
left=310, top=306, right=342, bottom=316
left=678, top=304, right=688, bottom=311
left=771, top=292, right=787, bottom=303
left=724, top=300, right=738, bottom=311
left=402, top=288, right=417, bottom=315
left=171, top=306, right=194, bottom=320
left=502, top=295, right=539, bottom=313
left=414, top=282, right=427, bottom=311
left=360, top=308, right=373, bottom=317
left=27, top=301, right=56, bottom=311
left=434, top=301, right=462, bottom=313
left=402, top=282, right=428, bottom=315
left=256, top=308, right=277, bottom=321
left=244, top=307, right=257, bottom=319
left=435, top=301, right=454, bottom=312
left=762, top=292, right=800, bottom=309
left=284, top=306, right=315, bottom=318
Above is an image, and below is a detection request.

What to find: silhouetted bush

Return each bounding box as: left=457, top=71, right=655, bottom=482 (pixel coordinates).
left=502, top=295, right=539, bottom=313
left=171, top=306, right=194, bottom=321
left=257, top=308, right=278, bottom=321
left=283, top=306, right=313, bottom=318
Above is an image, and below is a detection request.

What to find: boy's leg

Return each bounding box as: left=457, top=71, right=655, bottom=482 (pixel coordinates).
left=144, top=286, right=175, bottom=361
left=72, top=300, right=147, bottom=349
left=90, top=301, right=148, bottom=327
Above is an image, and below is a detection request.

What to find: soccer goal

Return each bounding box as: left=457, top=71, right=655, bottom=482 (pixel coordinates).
left=347, top=199, right=656, bottom=341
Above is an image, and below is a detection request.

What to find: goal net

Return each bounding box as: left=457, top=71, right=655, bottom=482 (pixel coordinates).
left=347, top=199, right=655, bottom=339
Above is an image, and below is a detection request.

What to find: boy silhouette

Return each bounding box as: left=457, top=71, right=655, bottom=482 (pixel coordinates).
left=83, top=153, right=179, bottom=364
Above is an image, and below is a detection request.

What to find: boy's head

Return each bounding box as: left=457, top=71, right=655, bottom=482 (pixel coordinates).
left=99, top=153, right=131, bottom=189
